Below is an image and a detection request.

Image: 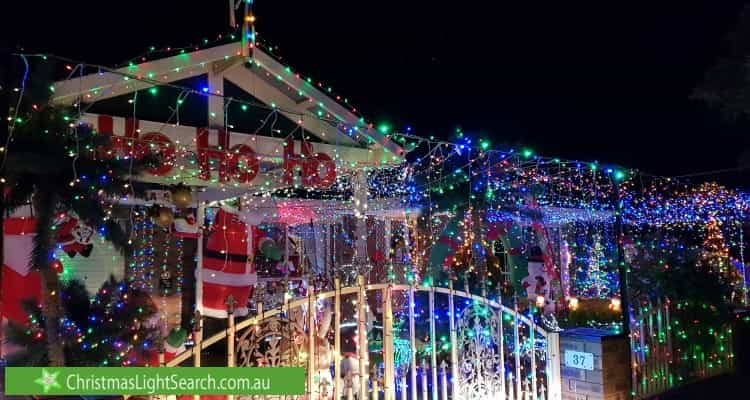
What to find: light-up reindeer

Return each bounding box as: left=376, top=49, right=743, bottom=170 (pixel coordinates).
left=283, top=291, right=377, bottom=400
left=284, top=299, right=334, bottom=400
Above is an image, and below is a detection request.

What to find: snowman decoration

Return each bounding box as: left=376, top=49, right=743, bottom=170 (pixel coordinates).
left=521, top=247, right=556, bottom=313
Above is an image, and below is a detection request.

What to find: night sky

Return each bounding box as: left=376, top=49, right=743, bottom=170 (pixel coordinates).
left=4, top=1, right=750, bottom=185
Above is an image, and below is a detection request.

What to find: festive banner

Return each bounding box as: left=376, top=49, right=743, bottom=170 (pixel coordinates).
left=78, top=114, right=391, bottom=190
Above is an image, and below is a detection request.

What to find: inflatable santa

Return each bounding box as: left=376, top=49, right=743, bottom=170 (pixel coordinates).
left=199, top=205, right=258, bottom=318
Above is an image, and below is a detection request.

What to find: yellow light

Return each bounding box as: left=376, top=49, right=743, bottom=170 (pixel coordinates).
left=568, top=297, right=579, bottom=310
left=535, top=295, right=545, bottom=308
left=610, top=298, right=622, bottom=312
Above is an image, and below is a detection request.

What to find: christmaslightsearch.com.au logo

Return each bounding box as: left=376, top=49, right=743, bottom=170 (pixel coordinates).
left=4, top=367, right=305, bottom=395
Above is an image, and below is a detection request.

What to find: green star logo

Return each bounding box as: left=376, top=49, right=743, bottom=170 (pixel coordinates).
left=34, top=369, right=61, bottom=394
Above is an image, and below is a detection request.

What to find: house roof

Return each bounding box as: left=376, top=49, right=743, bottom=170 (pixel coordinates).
left=50, top=41, right=404, bottom=160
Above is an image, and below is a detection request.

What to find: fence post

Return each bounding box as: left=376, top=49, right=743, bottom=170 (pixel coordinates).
left=546, top=332, right=561, bottom=400
left=410, top=284, right=418, bottom=400
left=513, top=296, right=522, bottom=400
left=421, top=359, right=428, bottom=400
left=530, top=311, right=537, bottom=400
left=637, top=311, right=649, bottom=395
left=226, top=296, right=236, bottom=400
left=193, top=310, right=202, bottom=400
left=401, top=373, right=407, bottom=400
left=507, top=373, right=515, bottom=400
left=227, top=295, right=236, bottom=367
left=429, top=287, right=438, bottom=400
left=497, top=287, right=506, bottom=400
left=448, top=280, right=458, bottom=399
left=440, top=361, right=448, bottom=400
left=629, top=312, right=638, bottom=399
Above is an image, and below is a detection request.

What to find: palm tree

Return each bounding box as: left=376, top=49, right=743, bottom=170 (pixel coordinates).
left=3, top=104, right=154, bottom=365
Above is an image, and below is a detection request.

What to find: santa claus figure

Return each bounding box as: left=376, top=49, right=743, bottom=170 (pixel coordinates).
left=55, top=215, right=95, bottom=258
left=200, top=205, right=257, bottom=318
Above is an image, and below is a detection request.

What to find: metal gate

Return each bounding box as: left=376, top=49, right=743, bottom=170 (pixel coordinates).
left=166, top=277, right=561, bottom=400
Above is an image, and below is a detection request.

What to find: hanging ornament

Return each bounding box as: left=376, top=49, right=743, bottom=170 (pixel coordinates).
left=154, top=207, right=174, bottom=228
left=51, top=259, right=64, bottom=274
left=56, top=216, right=95, bottom=258
left=258, top=236, right=283, bottom=261
left=170, top=183, right=193, bottom=209
left=159, top=270, right=173, bottom=295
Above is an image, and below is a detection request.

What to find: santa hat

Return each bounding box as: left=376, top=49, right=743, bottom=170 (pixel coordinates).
left=1, top=217, right=43, bottom=324
left=200, top=205, right=257, bottom=318
left=173, top=213, right=200, bottom=239
left=527, top=246, right=545, bottom=263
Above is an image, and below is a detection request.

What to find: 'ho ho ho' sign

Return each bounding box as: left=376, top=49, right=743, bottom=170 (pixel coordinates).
left=82, top=114, right=349, bottom=189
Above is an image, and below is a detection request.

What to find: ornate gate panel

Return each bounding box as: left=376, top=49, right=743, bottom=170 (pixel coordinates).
left=236, top=315, right=305, bottom=368
left=454, top=304, right=504, bottom=400
left=165, top=278, right=562, bottom=400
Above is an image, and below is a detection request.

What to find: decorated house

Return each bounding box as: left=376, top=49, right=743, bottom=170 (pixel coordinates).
left=2, top=9, right=749, bottom=400
left=1, top=37, right=422, bottom=357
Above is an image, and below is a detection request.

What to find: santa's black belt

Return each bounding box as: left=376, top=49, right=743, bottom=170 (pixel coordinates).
left=203, top=249, right=250, bottom=262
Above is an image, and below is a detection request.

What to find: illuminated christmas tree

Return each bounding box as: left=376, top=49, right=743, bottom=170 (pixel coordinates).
left=4, top=277, right=158, bottom=366
left=698, top=220, right=745, bottom=302
left=697, top=219, right=730, bottom=274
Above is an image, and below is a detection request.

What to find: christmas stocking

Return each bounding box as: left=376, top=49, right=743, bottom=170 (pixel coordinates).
left=1, top=217, right=42, bottom=324
left=173, top=212, right=200, bottom=239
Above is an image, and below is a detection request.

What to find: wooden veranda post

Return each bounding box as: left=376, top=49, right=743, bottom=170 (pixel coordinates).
left=383, top=284, right=395, bottom=400
left=357, top=275, right=368, bottom=400
left=334, top=278, right=342, bottom=400
left=195, top=203, right=205, bottom=316
left=307, top=286, right=316, bottom=400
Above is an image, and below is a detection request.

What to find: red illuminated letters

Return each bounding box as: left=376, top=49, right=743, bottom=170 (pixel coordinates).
left=196, top=128, right=259, bottom=183
left=283, top=140, right=337, bottom=188
left=94, top=115, right=334, bottom=187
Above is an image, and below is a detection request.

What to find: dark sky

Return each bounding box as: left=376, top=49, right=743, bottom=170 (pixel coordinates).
left=5, top=1, right=750, bottom=183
